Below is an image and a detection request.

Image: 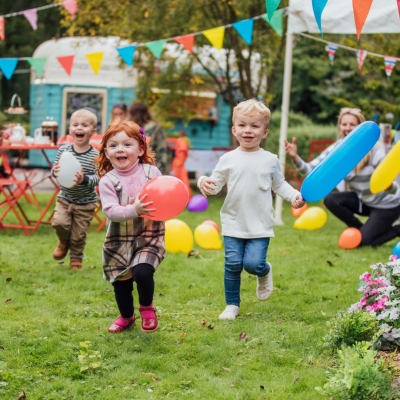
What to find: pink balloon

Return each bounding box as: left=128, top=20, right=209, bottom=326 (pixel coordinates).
left=139, top=176, right=189, bottom=221
left=201, top=220, right=220, bottom=233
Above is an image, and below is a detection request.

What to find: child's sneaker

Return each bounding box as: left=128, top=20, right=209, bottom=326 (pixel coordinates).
left=256, top=263, right=273, bottom=300
left=108, top=315, right=136, bottom=333
left=139, top=305, right=158, bottom=332
left=218, top=305, right=239, bottom=320
left=70, top=257, right=82, bottom=270
left=53, top=240, right=69, bottom=260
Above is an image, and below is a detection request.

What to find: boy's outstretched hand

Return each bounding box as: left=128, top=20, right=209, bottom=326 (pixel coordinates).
left=199, top=177, right=217, bottom=197
left=292, top=194, right=305, bottom=209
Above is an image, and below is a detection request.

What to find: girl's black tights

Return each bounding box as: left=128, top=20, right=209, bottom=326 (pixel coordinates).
left=112, top=263, right=155, bottom=318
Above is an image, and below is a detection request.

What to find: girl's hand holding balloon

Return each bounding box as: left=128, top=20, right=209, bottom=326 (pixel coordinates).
left=199, top=177, right=217, bottom=197
left=292, top=194, right=305, bottom=209
left=135, top=193, right=156, bottom=216
left=73, top=169, right=84, bottom=186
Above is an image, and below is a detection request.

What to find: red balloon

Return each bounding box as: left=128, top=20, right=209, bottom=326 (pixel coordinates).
left=139, top=176, right=189, bottom=221
left=338, top=227, right=362, bottom=249
left=201, top=220, right=220, bottom=233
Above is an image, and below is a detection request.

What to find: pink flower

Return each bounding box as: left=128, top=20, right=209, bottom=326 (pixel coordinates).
left=390, top=254, right=399, bottom=261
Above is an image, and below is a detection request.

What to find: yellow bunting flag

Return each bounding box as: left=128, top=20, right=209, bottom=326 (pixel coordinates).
left=85, top=52, right=104, bottom=75
left=203, top=26, right=225, bottom=50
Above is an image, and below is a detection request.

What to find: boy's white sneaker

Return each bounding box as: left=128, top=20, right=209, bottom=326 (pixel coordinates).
left=257, top=264, right=273, bottom=300
left=218, top=305, right=240, bottom=320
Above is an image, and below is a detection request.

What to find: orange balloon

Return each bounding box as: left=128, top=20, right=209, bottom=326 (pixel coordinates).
left=139, top=176, right=189, bottom=221
left=338, top=228, right=362, bottom=249
left=291, top=202, right=308, bottom=217
left=201, top=220, right=220, bottom=233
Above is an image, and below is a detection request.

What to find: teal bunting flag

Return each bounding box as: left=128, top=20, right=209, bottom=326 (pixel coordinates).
left=261, top=9, right=283, bottom=36
left=232, top=18, right=254, bottom=45
left=312, top=0, right=329, bottom=36
left=117, top=45, right=136, bottom=66
left=27, top=57, right=47, bottom=77
left=265, top=0, right=281, bottom=21
left=0, top=58, right=18, bottom=80
left=145, top=40, right=166, bottom=59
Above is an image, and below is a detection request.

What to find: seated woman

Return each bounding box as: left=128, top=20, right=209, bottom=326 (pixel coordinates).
left=285, top=107, right=400, bottom=247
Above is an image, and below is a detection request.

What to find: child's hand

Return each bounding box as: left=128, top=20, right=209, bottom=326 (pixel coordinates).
left=284, top=137, right=299, bottom=162
left=134, top=193, right=156, bottom=216
left=199, top=177, right=217, bottom=197
left=73, top=169, right=84, bottom=186
left=53, top=161, right=60, bottom=177
left=292, top=194, right=305, bottom=209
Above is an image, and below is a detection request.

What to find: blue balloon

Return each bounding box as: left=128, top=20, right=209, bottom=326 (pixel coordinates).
left=301, top=121, right=380, bottom=202
left=393, top=241, right=400, bottom=257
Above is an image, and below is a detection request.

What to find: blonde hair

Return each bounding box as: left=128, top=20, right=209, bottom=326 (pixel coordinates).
left=70, top=109, right=98, bottom=128
left=232, top=99, right=271, bottom=129
left=338, top=107, right=365, bottom=126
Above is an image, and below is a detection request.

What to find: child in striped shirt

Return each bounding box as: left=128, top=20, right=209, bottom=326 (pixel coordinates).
left=51, top=109, right=99, bottom=270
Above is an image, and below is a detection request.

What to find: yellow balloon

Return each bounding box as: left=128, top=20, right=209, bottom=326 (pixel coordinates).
left=165, top=219, right=193, bottom=254
left=293, top=207, right=327, bottom=230
left=194, top=224, right=222, bottom=250
left=370, top=142, right=400, bottom=194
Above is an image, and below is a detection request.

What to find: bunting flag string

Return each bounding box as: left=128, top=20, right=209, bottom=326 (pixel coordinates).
left=299, top=32, right=399, bottom=78
left=326, top=43, right=338, bottom=64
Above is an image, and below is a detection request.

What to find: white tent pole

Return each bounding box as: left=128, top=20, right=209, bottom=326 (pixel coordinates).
left=274, top=28, right=294, bottom=225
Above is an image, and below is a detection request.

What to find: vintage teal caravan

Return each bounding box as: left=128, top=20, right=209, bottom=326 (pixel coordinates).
left=29, top=37, right=232, bottom=169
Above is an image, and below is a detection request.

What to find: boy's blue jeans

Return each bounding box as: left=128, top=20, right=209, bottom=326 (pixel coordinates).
left=223, top=236, right=270, bottom=307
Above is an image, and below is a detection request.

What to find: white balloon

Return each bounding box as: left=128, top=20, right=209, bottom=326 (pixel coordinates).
left=58, top=151, right=82, bottom=188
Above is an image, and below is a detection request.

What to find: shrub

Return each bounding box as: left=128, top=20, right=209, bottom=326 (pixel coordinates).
left=323, top=310, right=380, bottom=350
left=316, top=342, right=394, bottom=400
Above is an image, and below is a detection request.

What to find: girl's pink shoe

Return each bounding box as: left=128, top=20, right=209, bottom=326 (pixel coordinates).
left=139, top=305, right=158, bottom=332
left=108, top=315, right=135, bottom=333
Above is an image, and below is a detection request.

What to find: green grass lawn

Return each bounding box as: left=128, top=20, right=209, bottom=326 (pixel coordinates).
left=0, top=193, right=396, bottom=399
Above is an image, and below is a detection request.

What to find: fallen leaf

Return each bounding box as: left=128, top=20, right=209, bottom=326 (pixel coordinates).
left=239, top=332, right=248, bottom=341
left=152, top=376, right=158, bottom=382
left=260, top=385, right=265, bottom=390
left=5, top=277, right=11, bottom=282
left=200, top=320, right=206, bottom=326
left=280, top=251, right=289, bottom=255
left=58, top=261, right=64, bottom=265
left=276, top=319, right=282, bottom=324
left=31, top=283, right=36, bottom=286
left=88, top=265, right=96, bottom=269
left=222, top=367, right=230, bottom=371
left=321, top=311, right=326, bottom=316
left=207, top=324, right=214, bottom=330
left=326, top=260, right=333, bottom=266
left=141, top=372, right=155, bottom=377
left=187, top=250, right=200, bottom=258
left=0, top=345, right=4, bottom=350
left=17, top=392, right=26, bottom=400
left=4, top=298, right=11, bottom=304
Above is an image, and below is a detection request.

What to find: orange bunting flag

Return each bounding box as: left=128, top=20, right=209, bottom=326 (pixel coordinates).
left=203, top=27, right=225, bottom=50
left=0, top=16, right=4, bottom=40
left=85, top=52, right=104, bottom=75
left=352, top=0, right=373, bottom=40
left=57, top=55, right=74, bottom=76
left=174, top=34, right=195, bottom=54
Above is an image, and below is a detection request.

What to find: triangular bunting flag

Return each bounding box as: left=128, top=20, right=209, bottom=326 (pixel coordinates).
left=265, top=0, right=281, bottom=21
left=0, top=16, right=5, bottom=40
left=117, top=45, right=136, bottom=66
left=311, top=0, right=329, bottom=36
left=85, top=52, right=104, bottom=75
left=145, top=40, right=166, bottom=59
left=62, top=0, right=78, bottom=18
left=398, top=0, right=400, bottom=18
left=56, top=55, right=74, bottom=76
left=261, top=9, right=283, bottom=36
left=27, top=57, right=47, bottom=78
left=23, top=8, right=38, bottom=31
left=356, top=49, right=367, bottom=73
left=203, top=27, right=225, bottom=50
left=0, top=58, right=18, bottom=80
left=384, top=56, right=397, bottom=78
left=232, top=18, right=254, bottom=45
left=352, top=0, right=373, bottom=40
left=174, top=34, right=195, bottom=54
left=326, top=43, right=338, bottom=64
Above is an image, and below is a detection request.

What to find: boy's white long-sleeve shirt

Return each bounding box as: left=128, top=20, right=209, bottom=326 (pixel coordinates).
left=198, top=148, right=300, bottom=239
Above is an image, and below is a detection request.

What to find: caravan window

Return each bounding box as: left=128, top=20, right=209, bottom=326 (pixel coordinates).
left=62, top=88, right=107, bottom=135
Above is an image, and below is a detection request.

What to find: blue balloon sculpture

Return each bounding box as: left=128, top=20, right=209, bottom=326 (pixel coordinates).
left=301, top=121, right=380, bottom=202
left=393, top=241, right=400, bottom=257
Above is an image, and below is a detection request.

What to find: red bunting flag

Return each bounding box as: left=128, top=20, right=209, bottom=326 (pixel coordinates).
left=174, top=34, right=195, bottom=54
left=62, top=0, right=78, bottom=18
left=352, top=0, right=373, bottom=40
left=398, top=0, right=400, bottom=18
left=0, top=16, right=4, bottom=40
left=57, top=55, right=74, bottom=76
left=356, top=49, right=367, bottom=73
